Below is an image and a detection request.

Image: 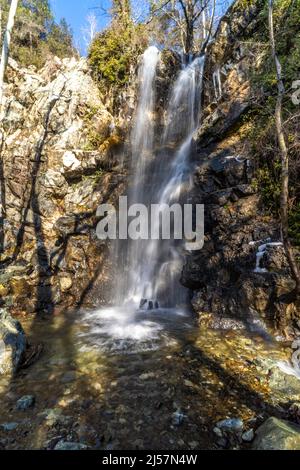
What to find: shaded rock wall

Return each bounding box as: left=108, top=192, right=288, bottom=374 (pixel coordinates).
left=182, top=0, right=300, bottom=333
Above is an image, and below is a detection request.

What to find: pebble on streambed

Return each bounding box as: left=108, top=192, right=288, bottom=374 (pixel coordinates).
left=54, top=440, right=88, bottom=450
left=16, top=395, right=35, bottom=411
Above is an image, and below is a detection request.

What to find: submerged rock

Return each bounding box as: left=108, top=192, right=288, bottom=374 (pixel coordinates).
left=16, top=395, right=35, bottom=411
left=54, top=440, right=88, bottom=450
left=0, top=309, right=27, bottom=375
left=253, top=417, right=300, bottom=450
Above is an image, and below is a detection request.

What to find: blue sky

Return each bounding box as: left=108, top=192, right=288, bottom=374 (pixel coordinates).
left=50, top=0, right=111, bottom=55
left=50, top=1, right=231, bottom=55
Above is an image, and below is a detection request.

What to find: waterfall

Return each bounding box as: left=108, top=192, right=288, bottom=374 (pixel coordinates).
left=116, top=51, right=205, bottom=310
left=130, top=46, right=160, bottom=198
left=145, top=56, right=205, bottom=308
left=115, top=45, right=161, bottom=306
left=80, top=47, right=205, bottom=353
left=83, top=48, right=206, bottom=351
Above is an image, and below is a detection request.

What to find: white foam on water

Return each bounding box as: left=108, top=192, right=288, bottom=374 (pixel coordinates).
left=276, top=360, right=300, bottom=379
left=75, top=306, right=189, bottom=353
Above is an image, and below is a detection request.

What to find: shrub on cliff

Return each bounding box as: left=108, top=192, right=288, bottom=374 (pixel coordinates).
left=88, top=21, right=148, bottom=97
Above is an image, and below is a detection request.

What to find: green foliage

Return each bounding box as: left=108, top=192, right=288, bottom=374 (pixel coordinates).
left=251, top=0, right=300, bottom=91
left=252, top=164, right=282, bottom=212
left=0, top=0, right=75, bottom=69
left=233, top=0, right=262, bottom=11
left=82, top=169, right=105, bottom=187
left=88, top=21, right=148, bottom=96
left=84, top=130, right=105, bottom=151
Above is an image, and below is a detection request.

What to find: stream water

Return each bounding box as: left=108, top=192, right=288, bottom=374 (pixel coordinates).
left=0, top=311, right=296, bottom=450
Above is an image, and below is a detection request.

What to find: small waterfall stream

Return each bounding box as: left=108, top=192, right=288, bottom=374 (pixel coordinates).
left=80, top=48, right=206, bottom=352
left=119, top=52, right=205, bottom=310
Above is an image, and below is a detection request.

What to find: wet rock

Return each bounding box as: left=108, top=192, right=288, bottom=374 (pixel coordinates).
left=61, top=371, right=77, bottom=384
left=253, top=417, right=300, bottom=450
left=42, top=408, right=72, bottom=427
left=264, top=245, right=290, bottom=273
left=54, top=440, right=88, bottom=450
left=267, top=364, right=300, bottom=400
left=16, top=395, right=35, bottom=411
left=197, top=311, right=246, bottom=331
left=139, top=372, right=156, bottom=380
left=216, top=437, right=228, bottom=448
left=216, top=418, right=244, bottom=433
left=213, top=426, right=223, bottom=438
left=180, top=7, right=294, bottom=331
left=189, top=441, right=199, bottom=450
left=44, top=436, right=64, bottom=450
left=172, top=410, right=186, bottom=426
left=0, top=309, right=27, bottom=375
left=59, top=276, right=73, bottom=292
left=139, top=299, right=147, bottom=309
left=1, top=422, right=19, bottom=431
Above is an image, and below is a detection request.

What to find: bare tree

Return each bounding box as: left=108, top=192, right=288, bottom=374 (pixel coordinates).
left=151, top=0, right=217, bottom=54
left=268, top=0, right=300, bottom=295
left=0, top=0, right=19, bottom=111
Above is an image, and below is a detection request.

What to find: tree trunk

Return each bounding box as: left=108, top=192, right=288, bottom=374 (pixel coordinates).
left=185, top=21, right=194, bottom=55
left=0, top=0, right=19, bottom=111
left=268, top=0, right=300, bottom=295
left=201, top=0, right=216, bottom=54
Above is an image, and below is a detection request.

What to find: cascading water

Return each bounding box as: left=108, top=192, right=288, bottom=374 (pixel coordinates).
left=118, top=53, right=205, bottom=310
left=140, top=55, right=206, bottom=308
left=79, top=48, right=206, bottom=352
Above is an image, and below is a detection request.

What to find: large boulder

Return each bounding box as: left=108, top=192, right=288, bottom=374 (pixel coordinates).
left=253, top=417, right=300, bottom=450
left=0, top=309, right=27, bottom=375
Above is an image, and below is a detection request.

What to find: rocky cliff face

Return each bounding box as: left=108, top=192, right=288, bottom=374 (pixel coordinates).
left=182, top=0, right=299, bottom=335
left=0, top=56, right=127, bottom=314
left=0, top=1, right=298, bottom=335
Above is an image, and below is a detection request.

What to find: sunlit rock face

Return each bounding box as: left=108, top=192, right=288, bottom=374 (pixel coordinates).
left=0, top=56, right=126, bottom=313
